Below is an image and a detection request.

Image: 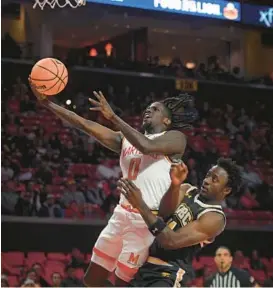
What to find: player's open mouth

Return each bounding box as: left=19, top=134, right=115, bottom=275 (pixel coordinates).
left=143, top=114, right=151, bottom=120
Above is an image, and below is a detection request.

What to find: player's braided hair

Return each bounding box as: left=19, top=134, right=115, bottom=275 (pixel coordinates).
left=217, top=158, right=242, bottom=195
left=160, top=93, right=198, bottom=130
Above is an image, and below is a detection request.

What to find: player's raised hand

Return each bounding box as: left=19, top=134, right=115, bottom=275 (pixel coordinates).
left=170, top=161, right=188, bottom=186
left=117, top=178, right=143, bottom=209
left=89, top=91, right=115, bottom=120
left=28, top=77, right=48, bottom=103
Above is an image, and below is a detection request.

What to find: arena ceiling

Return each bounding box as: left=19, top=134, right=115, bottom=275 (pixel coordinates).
left=23, top=2, right=243, bottom=48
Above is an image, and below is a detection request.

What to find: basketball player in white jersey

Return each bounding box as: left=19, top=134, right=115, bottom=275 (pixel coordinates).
left=29, top=79, right=197, bottom=286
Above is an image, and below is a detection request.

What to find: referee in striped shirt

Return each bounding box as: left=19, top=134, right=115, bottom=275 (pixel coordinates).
left=204, top=246, right=258, bottom=287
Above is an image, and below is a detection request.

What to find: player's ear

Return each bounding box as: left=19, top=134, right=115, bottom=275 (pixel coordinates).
left=223, top=186, right=231, bottom=197
left=163, top=117, right=171, bottom=127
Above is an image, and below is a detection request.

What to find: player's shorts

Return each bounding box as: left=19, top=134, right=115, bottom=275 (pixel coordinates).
left=129, top=257, right=191, bottom=287
left=91, top=204, right=156, bottom=283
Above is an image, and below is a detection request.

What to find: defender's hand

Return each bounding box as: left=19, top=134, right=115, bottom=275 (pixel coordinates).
left=28, top=77, right=48, bottom=103
left=117, top=179, right=143, bottom=209
left=170, top=162, right=188, bottom=186
left=89, top=91, right=116, bottom=120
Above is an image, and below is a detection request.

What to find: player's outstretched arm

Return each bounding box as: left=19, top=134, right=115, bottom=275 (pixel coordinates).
left=118, top=179, right=225, bottom=250
left=153, top=212, right=225, bottom=249
left=90, top=91, right=186, bottom=155
left=29, top=79, right=122, bottom=153
left=159, top=162, right=189, bottom=219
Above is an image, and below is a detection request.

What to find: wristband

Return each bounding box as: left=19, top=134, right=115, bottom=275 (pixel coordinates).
left=149, top=217, right=167, bottom=237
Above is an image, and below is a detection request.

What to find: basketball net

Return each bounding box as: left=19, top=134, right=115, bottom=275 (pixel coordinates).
left=33, top=0, right=86, bottom=10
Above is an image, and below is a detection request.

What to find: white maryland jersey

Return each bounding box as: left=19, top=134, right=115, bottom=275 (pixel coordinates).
left=119, top=132, right=172, bottom=209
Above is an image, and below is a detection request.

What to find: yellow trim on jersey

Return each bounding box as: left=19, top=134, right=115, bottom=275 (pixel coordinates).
left=165, top=156, right=174, bottom=164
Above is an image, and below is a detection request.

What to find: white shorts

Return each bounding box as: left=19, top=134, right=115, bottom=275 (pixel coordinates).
left=91, top=204, right=155, bottom=282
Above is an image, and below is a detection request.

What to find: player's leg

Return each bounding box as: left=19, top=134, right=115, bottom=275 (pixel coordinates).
left=84, top=261, right=110, bottom=287
left=129, top=264, right=173, bottom=287
left=115, top=224, right=155, bottom=285
left=149, top=279, right=174, bottom=287
left=84, top=206, right=126, bottom=286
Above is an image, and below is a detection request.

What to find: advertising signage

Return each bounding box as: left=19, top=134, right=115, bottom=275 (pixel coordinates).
left=242, top=4, right=273, bottom=28
left=87, top=0, right=241, bottom=22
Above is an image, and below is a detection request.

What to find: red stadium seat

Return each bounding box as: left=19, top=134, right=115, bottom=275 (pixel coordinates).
left=47, top=253, right=68, bottom=263
left=85, top=253, right=92, bottom=263
left=199, top=256, right=214, bottom=266
left=192, top=258, right=203, bottom=270
left=44, top=260, right=65, bottom=273
left=2, top=252, right=25, bottom=266
left=44, top=261, right=65, bottom=280
left=74, top=268, right=85, bottom=280
left=52, top=176, right=65, bottom=185
left=250, top=270, right=266, bottom=284
left=253, top=211, right=273, bottom=220
left=8, top=276, right=19, bottom=287
left=26, top=252, right=46, bottom=267
left=1, top=259, right=21, bottom=275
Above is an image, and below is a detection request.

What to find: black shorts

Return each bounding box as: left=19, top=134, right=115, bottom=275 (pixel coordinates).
left=129, top=263, right=191, bottom=287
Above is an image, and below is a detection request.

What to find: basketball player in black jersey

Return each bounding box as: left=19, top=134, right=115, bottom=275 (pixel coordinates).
left=117, top=158, right=242, bottom=287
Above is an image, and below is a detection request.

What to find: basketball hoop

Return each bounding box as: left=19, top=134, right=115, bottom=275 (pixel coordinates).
left=33, top=0, right=86, bottom=10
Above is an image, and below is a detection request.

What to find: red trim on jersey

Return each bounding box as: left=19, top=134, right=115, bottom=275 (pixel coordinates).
left=117, top=261, right=138, bottom=273
left=120, top=204, right=158, bottom=215
left=93, top=247, right=116, bottom=262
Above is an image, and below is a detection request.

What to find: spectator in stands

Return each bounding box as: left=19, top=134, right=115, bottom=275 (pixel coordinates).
left=49, top=134, right=62, bottom=151
left=70, top=248, right=86, bottom=269
left=32, top=263, right=49, bottom=287
left=1, top=159, right=14, bottom=182
left=60, top=263, right=83, bottom=287
left=233, top=250, right=250, bottom=271
left=36, top=162, right=53, bottom=185
left=23, top=269, right=38, bottom=285
left=250, top=250, right=265, bottom=271
left=196, top=63, right=207, bottom=79
left=21, top=279, right=40, bottom=287
left=242, top=164, right=263, bottom=190
left=240, top=189, right=260, bottom=210
left=62, top=182, right=86, bottom=208
left=51, top=272, right=62, bottom=287
left=100, top=183, right=119, bottom=216
left=38, top=194, right=63, bottom=218
left=15, top=192, right=38, bottom=217
left=20, top=94, right=35, bottom=113
left=1, top=274, right=9, bottom=288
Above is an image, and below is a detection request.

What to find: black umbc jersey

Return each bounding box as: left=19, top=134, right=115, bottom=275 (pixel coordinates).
left=149, top=187, right=226, bottom=278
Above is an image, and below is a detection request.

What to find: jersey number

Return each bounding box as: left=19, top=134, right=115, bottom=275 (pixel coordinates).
left=128, top=158, right=141, bottom=180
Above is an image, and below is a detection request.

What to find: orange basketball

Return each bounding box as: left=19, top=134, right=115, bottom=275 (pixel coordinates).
left=30, top=58, right=68, bottom=96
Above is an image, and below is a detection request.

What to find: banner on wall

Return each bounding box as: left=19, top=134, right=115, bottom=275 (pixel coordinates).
left=242, top=4, right=273, bottom=28
left=87, top=0, right=241, bottom=21
left=176, top=78, right=198, bottom=92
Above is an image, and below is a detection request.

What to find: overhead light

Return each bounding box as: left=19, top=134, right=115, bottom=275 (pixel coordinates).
left=185, top=62, right=196, bottom=69
left=105, top=43, right=113, bottom=57
left=66, top=99, right=72, bottom=105
left=89, top=48, right=98, bottom=57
